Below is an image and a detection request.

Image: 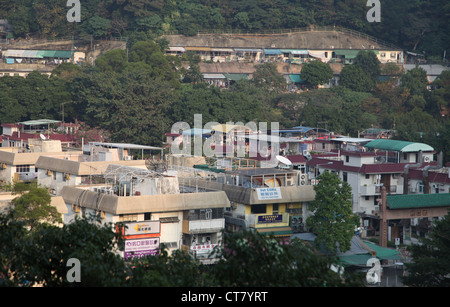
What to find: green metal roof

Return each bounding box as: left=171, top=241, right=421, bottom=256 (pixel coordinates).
left=387, top=193, right=450, bottom=210
left=364, top=139, right=434, bottom=152
left=223, top=74, right=248, bottom=81
left=289, top=74, right=304, bottom=83
left=363, top=241, right=401, bottom=260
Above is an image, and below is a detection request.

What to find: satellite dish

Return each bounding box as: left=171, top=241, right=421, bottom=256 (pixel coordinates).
left=40, top=134, right=46, bottom=140
left=276, top=155, right=292, bottom=166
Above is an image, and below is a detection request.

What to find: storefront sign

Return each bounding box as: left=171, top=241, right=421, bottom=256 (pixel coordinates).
left=124, top=238, right=160, bottom=260
left=125, top=221, right=160, bottom=236
left=258, top=214, right=283, bottom=224
left=190, top=244, right=218, bottom=251
left=256, top=187, right=282, bottom=200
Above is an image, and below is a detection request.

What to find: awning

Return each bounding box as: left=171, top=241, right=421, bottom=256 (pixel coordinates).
left=211, top=48, right=233, bottom=52
left=280, top=49, right=308, bottom=55
left=38, top=50, right=56, bottom=58
left=181, top=128, right=212, bottom=136
left=3, top=50, right=25, bottom=57
left=53, top=51, right=73, bottom=58
left=185, top=46, right=211, bottom=52
left=333, top=49, right=361, bottom=59
left=264, top=49, right=282, bottom=55
left=308, top=50, right=327, bottom=59
left=22, top=50, right=42, bottom=58
left=288, top=74, right=304, bottom=83
left=203, top=73, right=226, bottom=79
left=168, top=46, right=186, bottom=52
left=234, top=48, right=262, bottom=53
left=223, top=74, right=248, bottom=81
left=291, top=49, right=308, bottom=55
left=256, top=226, right=293, bottom=237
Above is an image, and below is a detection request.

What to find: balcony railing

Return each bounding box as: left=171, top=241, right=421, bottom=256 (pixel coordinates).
left=361, top=184, right=401, bottom=195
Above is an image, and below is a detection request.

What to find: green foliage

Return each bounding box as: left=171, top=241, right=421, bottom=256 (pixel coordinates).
left=340, top=65, right=374, bottom=92
left=402, top=211, right=450, bottom=287
left=213, top=230, right=363, bottom=287
left=306, top=171, right=358, bottom=255
left=9, top=182, right=61, bottom=231
left=301, top=60, right=333, bottom=89
left=0, top=215, right=363, bottom=287
left=353, top=50, right=381, bottom=85
left=252, top=63, right=287, bottom=92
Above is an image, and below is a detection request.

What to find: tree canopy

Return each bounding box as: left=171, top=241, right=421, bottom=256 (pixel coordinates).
left=306, top=171, right=359, bottom=255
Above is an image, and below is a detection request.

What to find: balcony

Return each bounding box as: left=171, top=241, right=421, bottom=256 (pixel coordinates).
left=360, top=184, right=402, bottom=196
left=183, top=218, right=225, bottom=235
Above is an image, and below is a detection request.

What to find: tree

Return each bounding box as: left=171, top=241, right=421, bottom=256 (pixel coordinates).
left=252, top=63, right=286, bottom=92
left=306, top=171, right=358, bottom=255
left=212, top=230, right=363, bottom=287
left=340, top=64, right=374, bottom=92
left=402, top=211, right=450, bottom=287
left=301, top=60, right=333, bottom=89
left=353, top=50, right=381, bottom=85
left=8, top=182, right=62, bottom=231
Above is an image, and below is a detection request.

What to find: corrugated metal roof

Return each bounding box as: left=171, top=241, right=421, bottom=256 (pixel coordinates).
left=264, top=49, right=282, bottom=55
left=364, top=139, right=434, bottom=152
left=387, top=193, right=450, bottom=210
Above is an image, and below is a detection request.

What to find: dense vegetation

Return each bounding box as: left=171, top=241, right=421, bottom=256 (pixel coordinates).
left=0, top=1, right=448, bottom=162
left=1, top=0, right=449, bottom=58
left=0, top=41, right=449, bottom=161
left=0, top=212, right=364, bottom=287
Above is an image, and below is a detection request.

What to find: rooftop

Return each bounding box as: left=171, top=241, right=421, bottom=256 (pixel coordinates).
left=364, top=139, right=434, bottom=153
left=387, top=193, right=450, bottom=210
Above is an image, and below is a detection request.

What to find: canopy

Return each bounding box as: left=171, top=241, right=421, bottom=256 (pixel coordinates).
left=288, top=74, right=304, bottom=83
left=364, top=139, right=434, bottom=152
left=334, top=49, right=361, bottom=59
left=181, top=128, right=212, bottom=136
left=223, top=74, right=248, bottom=81
left=264, top=49, right=282, bottom=55
left=234, top=48, right=262, bottom=53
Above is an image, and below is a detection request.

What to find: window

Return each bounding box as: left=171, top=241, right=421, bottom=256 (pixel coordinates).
left=272, top=204, right=279, bottom=214
left=343, top=172, right=348, bottom=182
left=16, top=165, right=30, bottom=173
left=365, top=174, right=370, bottom=179
left=144, top=212, right=151, bottom=220
left=251, top=204, right=266, bottom=214
left=365, top=196, right=370, bottom=201
left=345, top=156, right=349, bottom=163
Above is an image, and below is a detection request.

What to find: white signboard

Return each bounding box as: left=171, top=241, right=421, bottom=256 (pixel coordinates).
left=256, top=187, right=282, bottom=200
left=124, top=238, right=160, bottom=259
left=125, top=221, right=160, bottom=236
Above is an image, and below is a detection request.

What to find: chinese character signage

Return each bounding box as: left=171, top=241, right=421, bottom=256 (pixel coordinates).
left=125, top=221, right=160, bottom=236
left=190, top=244, right=218, bottom=251
left=258, top=214, right=283, bottom=224
left=124, top=238, right=160, bottom=260
left=256, top=187, right=282, bottom=200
